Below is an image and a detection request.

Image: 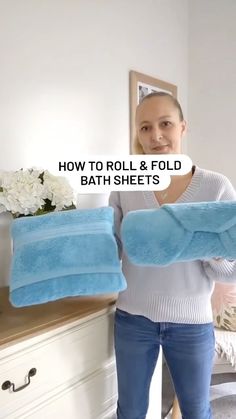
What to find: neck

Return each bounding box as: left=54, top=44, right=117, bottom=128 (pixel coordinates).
left=155, top=166, right=195, bottom=204
left=170, top=166, right=195, bottom=183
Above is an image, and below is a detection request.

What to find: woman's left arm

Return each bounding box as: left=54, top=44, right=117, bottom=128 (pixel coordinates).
left=202, top=175, right=236, bottom=282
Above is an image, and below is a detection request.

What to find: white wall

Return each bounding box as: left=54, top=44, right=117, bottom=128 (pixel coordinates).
left=0, top=0, right=188, bottom=286
left=0, top=0, right=188, bottom=180
left=188, top=0, right=236, bottom=186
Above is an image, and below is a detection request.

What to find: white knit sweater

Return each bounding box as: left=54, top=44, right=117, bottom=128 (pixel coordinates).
left=109, top=166, right=236, bottom=324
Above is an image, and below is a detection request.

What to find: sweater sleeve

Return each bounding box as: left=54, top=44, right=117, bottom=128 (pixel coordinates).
left=109, top=191, right=123, bottom=258
left=202, top=259, right=236, bottom=283
left=202, top=175, right=236, bottom=282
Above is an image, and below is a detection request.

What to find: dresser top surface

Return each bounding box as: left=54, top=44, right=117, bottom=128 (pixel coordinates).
left=0, top=287, right=117, bottom=348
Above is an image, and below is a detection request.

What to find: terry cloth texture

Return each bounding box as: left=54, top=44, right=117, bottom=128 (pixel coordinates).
left=10, top=207, right=126, bottom=307
left=121, top=201, right=236, bottom=266
left=109, top=166, right=236, bottom=324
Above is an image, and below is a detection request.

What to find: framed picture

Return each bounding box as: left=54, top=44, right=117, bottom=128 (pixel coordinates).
left=129, top=70, right=177, bottom=152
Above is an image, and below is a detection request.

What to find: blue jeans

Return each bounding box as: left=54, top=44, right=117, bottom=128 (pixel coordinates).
left=114, top=309, right=215, bottom=419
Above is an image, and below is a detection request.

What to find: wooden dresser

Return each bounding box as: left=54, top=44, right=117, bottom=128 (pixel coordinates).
left=0, top=287, right=162, bottom=419
left=0, top=287, right=118, bottom=419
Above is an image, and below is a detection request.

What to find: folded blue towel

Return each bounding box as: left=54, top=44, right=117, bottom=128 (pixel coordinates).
left=121, top=201, right=236, bottom=266
left=10, top=207, right=126, bottom=307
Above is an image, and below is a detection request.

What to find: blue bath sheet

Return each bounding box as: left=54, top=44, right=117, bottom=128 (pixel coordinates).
left=121, top=201, right=236, bottom=266
left=10, top=207, right=126, bottom=307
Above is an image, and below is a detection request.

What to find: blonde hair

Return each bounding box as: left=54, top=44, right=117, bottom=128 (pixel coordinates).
left=132, top=134, right=145, bottom=154
left=131, top=91, right=184, bottom=155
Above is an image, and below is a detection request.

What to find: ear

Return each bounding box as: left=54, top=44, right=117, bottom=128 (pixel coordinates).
left=181, top=120, right=187, bottom=137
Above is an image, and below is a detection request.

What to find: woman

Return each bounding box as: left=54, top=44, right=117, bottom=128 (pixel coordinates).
left=109, top=92, right=236, bottom=419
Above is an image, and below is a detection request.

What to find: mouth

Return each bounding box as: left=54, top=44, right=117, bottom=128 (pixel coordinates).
left=151, top=145, right=169, bottom=152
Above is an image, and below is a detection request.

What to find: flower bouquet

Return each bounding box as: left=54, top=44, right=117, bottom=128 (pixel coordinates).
left=0, top=168, right=76, bottom=218
left=0, top=169, right=126, bottom=307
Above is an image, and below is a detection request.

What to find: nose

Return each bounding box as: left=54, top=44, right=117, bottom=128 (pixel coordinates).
left=150, top=126, right=163, bottom=143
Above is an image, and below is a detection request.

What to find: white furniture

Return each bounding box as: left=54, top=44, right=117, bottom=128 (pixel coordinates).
left=0, top=288, right=162, bottom=419
left=0, top=306, right=117, bottom=418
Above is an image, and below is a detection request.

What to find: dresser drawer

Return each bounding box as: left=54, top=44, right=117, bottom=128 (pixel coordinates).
left=18, top=362, right=117, bottom=419
left=0, top=310, right=115, bottom=418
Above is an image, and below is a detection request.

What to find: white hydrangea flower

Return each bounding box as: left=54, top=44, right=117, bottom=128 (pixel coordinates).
left=43, top=171, right=75, bottom=211
left=0, top=169, right=45, bottom=216
left=0, top=168, right=75, bottom=217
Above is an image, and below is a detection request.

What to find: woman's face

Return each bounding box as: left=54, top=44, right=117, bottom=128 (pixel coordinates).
left=135, top=96, right=186, bottom=154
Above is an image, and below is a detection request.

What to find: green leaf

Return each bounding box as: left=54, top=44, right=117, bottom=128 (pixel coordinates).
left=62, top=204, right=76, bottom=211
left=34, top=208, right=47, bottom=216
left=38, top=172, right=44, bottom=184
left=43, top=199, right=56, bottom=212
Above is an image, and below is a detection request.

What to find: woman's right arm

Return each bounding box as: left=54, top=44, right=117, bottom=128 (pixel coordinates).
left=109, top=191, right=123, bottom=259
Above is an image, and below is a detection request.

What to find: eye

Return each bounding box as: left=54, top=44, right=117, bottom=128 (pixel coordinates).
left=161, top=121, right=172, bottom=127
left=140, top=125, right=151, bottom=132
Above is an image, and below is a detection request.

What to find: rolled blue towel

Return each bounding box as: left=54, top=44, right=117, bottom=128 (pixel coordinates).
left=10, top=207, right=126, bottom=307
left=121, top=201, right=236, bottom=266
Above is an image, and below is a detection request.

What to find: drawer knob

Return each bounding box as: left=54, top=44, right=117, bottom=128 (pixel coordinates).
left=1, top=368, right=37, bottom=392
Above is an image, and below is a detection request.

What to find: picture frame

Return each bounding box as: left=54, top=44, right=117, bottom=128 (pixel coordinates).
left=129, top=70, right=177, bottom=152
